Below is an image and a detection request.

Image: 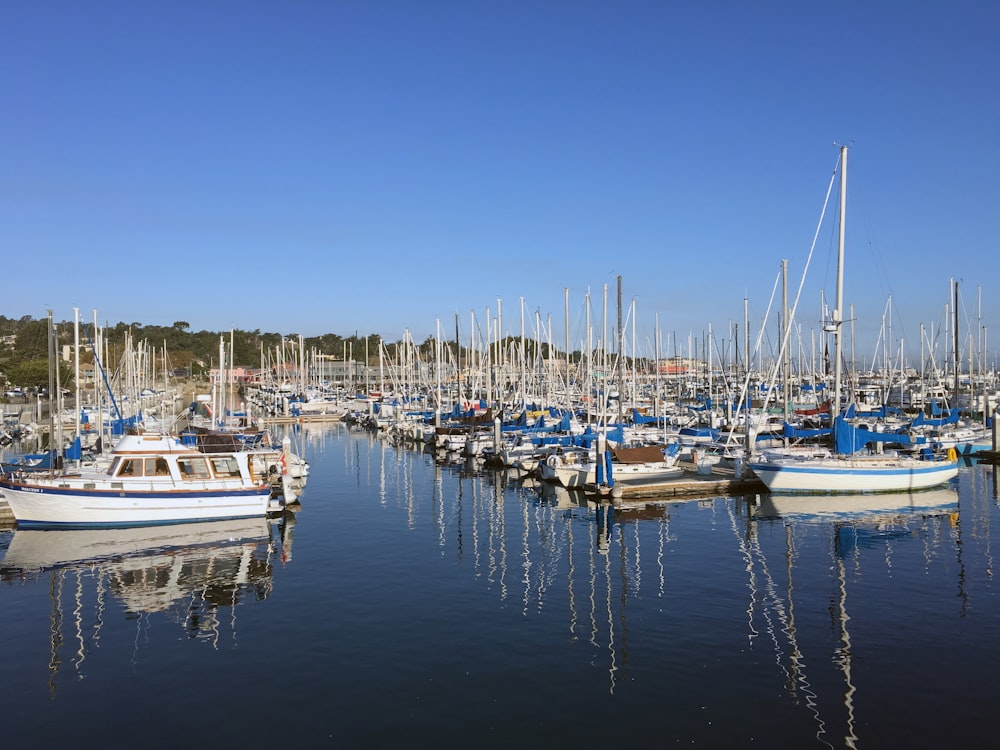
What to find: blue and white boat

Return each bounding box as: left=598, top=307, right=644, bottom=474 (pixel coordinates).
left=0, top=432, right=272, bottom=528
left=749, top=446, right=958, bottom=494
left=748, top=146, right=958, bottom=495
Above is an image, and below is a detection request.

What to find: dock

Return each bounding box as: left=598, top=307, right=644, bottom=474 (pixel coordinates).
left=261, top=412, right=345, bottom=425
left=585, top=473, right=767, bottom=503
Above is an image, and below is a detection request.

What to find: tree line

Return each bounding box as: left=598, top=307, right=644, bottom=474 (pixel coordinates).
left=0, top=315, right=393, bottom=391
left=0, top=314, right=580, bottom=392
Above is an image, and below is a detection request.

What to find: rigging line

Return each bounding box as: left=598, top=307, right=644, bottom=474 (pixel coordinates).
left=759, top=151, right=844, bottom=418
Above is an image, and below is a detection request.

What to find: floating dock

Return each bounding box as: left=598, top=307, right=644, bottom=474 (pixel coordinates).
left=261, top=413, right=345, bottom=425
left=585, top=473, right=767, bottom=503
left=0, top=498, right=14, bottom=527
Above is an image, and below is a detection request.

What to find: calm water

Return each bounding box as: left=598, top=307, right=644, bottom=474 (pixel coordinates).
left=2, top=424, right=998, bottom=748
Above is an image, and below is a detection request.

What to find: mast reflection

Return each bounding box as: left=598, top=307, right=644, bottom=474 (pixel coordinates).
left=1, top=517, right=279, bottom=694
left=749, top=487, right=959, bottom=748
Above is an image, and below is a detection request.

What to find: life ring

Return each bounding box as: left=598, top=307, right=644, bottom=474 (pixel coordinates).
left=946, top=447, right=958, bottom=461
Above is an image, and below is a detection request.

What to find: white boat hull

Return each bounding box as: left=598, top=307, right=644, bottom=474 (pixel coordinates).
left=1, top=482, right=272, bottom=528
left=552, top=464, right=593, bottom=487
left=608, top=463, right=686, bottom=486
left=748, top=455, right=958, bottom=494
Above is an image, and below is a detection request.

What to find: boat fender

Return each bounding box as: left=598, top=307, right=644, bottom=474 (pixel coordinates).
left=946, top=447, right=958, bottom=462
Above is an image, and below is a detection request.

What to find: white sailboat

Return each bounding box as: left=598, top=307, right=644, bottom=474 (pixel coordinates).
left=748, top=146, right=959, bottom=494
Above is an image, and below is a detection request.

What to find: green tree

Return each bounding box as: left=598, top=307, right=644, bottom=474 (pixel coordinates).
left=5, top=358, right=73, bottom=390
left=13, top=319, right=50, bottom=360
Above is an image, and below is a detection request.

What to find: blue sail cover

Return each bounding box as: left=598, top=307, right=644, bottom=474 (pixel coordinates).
left=109, top=413, right=143, bottom=436
left=910, top=405, right=960, bottom=428
left=782, top=423, right=831, bottom=440
left=63, top=436, right=82, bottom=461
left=632, top=409, right=668, bottom=426
left=854, top=405, right=905, bottom=419
left=833, top=411, right=927, bottom=455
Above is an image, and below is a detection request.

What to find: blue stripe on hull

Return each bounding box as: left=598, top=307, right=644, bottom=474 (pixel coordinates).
left=0, top=484, right=269, bottom=501
left=755, top=465, right=952, bottom=478
left=12, top=513, right=265, bottom=530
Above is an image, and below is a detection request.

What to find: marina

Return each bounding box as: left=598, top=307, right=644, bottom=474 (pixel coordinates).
left=2, top=423, right=999, bottom=747
left=4, top=3, right=997, bottom=744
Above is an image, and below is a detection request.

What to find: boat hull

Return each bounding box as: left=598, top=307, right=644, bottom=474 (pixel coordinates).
left=608, top=463, right=686, bottom=486
left=0, top=481, right=272, bottom=528
left=747, top=455, right=958, bottom=494
left=551, top=465, right=592, bottom=487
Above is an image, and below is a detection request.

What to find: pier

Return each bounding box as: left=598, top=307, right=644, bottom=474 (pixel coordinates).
left=261, top=412, right=345, bottom=426
left=586, top=473, right=767, bottom=503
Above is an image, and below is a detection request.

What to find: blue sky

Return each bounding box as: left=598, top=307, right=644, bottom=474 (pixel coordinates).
left=3, top=1, right=997, bottom=366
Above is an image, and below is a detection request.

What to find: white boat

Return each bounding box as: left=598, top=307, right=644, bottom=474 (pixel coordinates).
left=683, top=442, right=747, bottom=477
left=539, top=448, right=596, bottom=487
left=0, top=432, right=273, bottom=528
left=748, top=450, right=958, bottom=494
left=605, top=444, right=685, bottom=486
left=748, top=146, right=959, bottom=495
left=540, top=444, right=684, bottom=488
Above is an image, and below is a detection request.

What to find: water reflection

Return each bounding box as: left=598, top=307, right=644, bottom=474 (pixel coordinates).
left=748, top=487, right=960, bottom=749
left=344, top=431, right=677, bottom=694
left=346, top=426, right=993, bottom=722
left=753, top=487, right=960, bottom=523
left=1, top=517, right=283, bottom=694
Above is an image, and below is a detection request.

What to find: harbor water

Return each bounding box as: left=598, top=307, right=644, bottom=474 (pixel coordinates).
left=1, top=423, right=997, bottom=748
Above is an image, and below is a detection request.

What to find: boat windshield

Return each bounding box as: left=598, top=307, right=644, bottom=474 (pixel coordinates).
left=209, top=456, right=242, bottom=478
left=177, top=457, right=211, bottom=479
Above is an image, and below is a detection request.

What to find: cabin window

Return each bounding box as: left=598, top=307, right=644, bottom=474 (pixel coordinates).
left=209, top=456, right=241, bottom=478
left=116, top=458, right=139, bottom=477
left=145, top=457, right=170, bottom=476
left=177, top=457, right=211, bottom=480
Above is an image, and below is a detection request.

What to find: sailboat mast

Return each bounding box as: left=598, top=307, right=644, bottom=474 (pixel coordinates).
left=953, top=279, right=960, bottom=409
left=833, top=145, right=847, bottom=415
left=564, top=287, right=570, bottom=406
left=47, top=309, right=56, bottom=469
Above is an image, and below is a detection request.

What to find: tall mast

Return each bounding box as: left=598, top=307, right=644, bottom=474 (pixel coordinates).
left=953, top=279, right=960, bottom=409
left=564, top=288, right=570, bottom=405
left=781, top=258, right=789, bottom=426
left=833, top=145, right=847, bottom=416
left=47, top=309, right=56, bottom=468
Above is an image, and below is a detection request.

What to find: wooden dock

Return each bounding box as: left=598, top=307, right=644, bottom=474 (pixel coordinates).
left=585, top=473, right=767, bottom=503
left=261, top=413, right=345, bottom=425
left=0, top=498, right=14, bottom=527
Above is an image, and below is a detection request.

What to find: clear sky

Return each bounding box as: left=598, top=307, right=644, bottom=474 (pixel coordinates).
left=3, top=1, right=998, bottom=367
